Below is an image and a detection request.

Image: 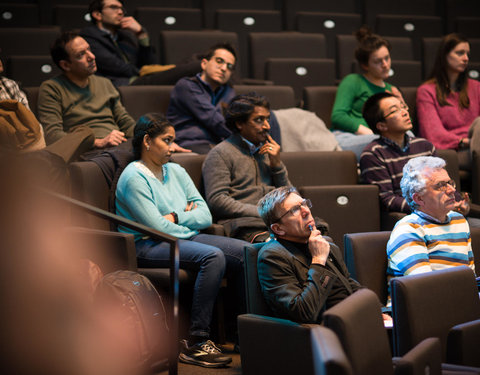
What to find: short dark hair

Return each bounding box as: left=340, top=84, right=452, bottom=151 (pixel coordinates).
left=132, top=113, right=174, bottom=160
left=203, top=42, right=237, bottom=61
left=362, top=92, right=395, bottom=133
left=88, top=0, right=125, bottom=24
left=224, top=93, right=270, bottom=132
left=354, top=26, right=391, bottom=67
left=50, top=31, right=80, bottom=70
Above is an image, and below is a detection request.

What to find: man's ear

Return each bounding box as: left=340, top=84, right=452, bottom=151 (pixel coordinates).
left=200, top=58, right=208, bottom=72
left=376, top=120, right=388, bottom=133
left=59, top=59, right=70, bottom=72
left=91, top=10, right=102, bottom=23
left=270, top=223, right=285, bottom=237
left=412, top=192, right=424, bottom=207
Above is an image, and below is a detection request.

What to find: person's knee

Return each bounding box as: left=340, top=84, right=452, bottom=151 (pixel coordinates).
left=203, top=247, right=226, bottom=270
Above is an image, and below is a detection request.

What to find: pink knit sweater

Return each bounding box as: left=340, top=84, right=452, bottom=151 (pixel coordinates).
left=417, top=79, right=480, bottom=149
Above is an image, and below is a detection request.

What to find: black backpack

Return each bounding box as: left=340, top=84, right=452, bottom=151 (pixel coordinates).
left=93, top=270, right=169, bottom=373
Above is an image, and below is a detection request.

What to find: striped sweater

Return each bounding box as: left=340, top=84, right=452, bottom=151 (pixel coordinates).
left=360, top=135, right=435, bottom=213
left=387, top=210, right=475, bottom=277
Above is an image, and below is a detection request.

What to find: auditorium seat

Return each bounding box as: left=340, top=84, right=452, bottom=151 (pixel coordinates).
left=282, top=0, right=359, bottom=30
left=375, top=14, right=443, bottom=61
left=302, top=86, right=337, bottom=128
left=235, top=84, right=296, bottom=109
left=53, top=4, right=90, bottom=31
left=159, top=30, right=242, bottom=75
left=352, top=60, right=423, bottom=87
left=456, top=17, right=480, bottom=38
left=202, top=0, right=276, bottom=29
left=0, top=26, right=60, bottom=57
left=296, top=12, right=362, bottom=60
left=7, top=55, right=60, bottom=87
left=0, top=3, right=40, bottom=27
left=363, top=0, right=438, bottom=27
left=265, top=58, right=335, bottom=103
left=116, top=85, right=174, bottom=121
left=249, top=32, right=327, bottom=80
left=444, top=0, right=479, bottom=33
left=215, top=9, right=282, bottom=78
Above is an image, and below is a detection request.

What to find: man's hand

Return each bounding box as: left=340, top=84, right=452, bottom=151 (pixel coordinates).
left=387, top=86, right=405, bottom=102
left=171, top=142, right=192, bottom=153
left=455, top=192, right=471, bottom=216
left=259, top=134, right=281, bottom=167
left=94, top=130, right=127, bottom=148
left=308, top=228, right=330, bottom=266
left=184, top=201, right=197, bottom=211
left=355, top=124, right=374, bottom=135
left=120, top=16, right=143, bottom=35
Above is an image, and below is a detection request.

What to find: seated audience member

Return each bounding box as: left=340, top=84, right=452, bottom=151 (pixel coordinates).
left=0, top=57, right=30, bottom=109
left=115, top=113, right=248, bottom=368
left=81, top=0, right=200, bottom=87
left=203, top=93, right=289, bottom=242
left=167, top=43, right=281, bottom=154
left=360, top=92, right=478, bottom=229
left=417, top=33, right=480, bottom=152
left=257, top=187, right=391, bottom=323
left=38, top=31, right=135, bottom=152
left=360, top=92, right=436, bottom=213
left=331, top=26, right=405, bottom=160
left=387, top=156, right=475, bottom=278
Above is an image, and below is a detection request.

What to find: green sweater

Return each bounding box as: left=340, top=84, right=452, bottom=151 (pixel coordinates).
left=331, top=73, right=393, bottom=133
left=38, top=74, right=135, bottom=144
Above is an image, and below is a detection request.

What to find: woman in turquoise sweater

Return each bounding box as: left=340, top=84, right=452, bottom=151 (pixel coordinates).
left=331, top=27, right=404, bottom=159
left=115, top=113, right=247, bottom=368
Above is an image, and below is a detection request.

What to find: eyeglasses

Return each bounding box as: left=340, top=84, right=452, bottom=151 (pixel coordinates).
left=213, top=56, right=235, bottom=71
left=383, top=103, right=409, bottom=119
left=103, top=5, right=126, bottom=14
left=431, top=179, right=456, bottom=192
left=274, top=199, right=312, bottom=223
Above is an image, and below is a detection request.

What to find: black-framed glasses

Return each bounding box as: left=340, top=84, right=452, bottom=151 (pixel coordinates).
left=213, top=56, right=235, bottom=71
left=384, top=103, right=409, bottom=119
left=274, top=199, right=312, bottom=223
left=103, top=4, right=126, bottom=14
left=431, top=179, right=456, bottom=192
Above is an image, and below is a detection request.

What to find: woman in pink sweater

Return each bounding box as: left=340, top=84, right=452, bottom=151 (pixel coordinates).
left=417, top=33, right=480, bottom=151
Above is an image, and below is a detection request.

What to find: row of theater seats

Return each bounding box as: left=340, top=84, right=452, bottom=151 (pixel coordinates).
left=2, top=0, right=479, bottom=34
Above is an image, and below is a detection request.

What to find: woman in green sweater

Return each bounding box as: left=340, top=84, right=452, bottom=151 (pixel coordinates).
left=331, top=27, right=404, bottom=159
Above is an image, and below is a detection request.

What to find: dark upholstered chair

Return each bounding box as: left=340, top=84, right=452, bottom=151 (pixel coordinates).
left=282, top=150, right=358, bottom=186
left=117, top=85, right=174, bottom=121
left=344, top=231, right=391, bottom=305
left=310, top=325, right=354, bottom=375
left=324, top=289, right=443, bottom=375
left=299, top=185, right=380, bottom=251
left=391, top=267, right=480, bottom=368
left=238, top=314, right=316, bottom=375
left=7, top=55, right=60, bottom=87
left=0, top=26, right=60, bottom=57
left=302, top=86, right=337, bottom=128
left=235, top=85, right=296, bottom=109
left=243, top=243, right=274, bottom=316
left=249, top=32, right=327, bottom=80
left=265, top=58, right=336, bottom=103
left=202, top=0, right=275, bottom=29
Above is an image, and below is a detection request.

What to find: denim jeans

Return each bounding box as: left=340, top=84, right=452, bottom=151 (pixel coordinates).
left=135, top=233, right=247, bottom=338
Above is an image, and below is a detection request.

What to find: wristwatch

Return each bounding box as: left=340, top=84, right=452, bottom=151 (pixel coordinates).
left=170, top=211, right=178, bottom=224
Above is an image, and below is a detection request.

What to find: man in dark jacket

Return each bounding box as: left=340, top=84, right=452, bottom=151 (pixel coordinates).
left=256, top=186, right=363, bottom=323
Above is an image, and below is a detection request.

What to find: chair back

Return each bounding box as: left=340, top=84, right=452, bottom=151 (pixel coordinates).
left=244, top=244, right=274, bottom=316
left=344, top=231, right=390, bottom=305
left=391, top=267, right=480, bottom=359
left=323, top=289, right=394, bottom=375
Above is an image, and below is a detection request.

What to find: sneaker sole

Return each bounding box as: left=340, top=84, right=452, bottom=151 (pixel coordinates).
left=178, top=353, right=232, bottom=368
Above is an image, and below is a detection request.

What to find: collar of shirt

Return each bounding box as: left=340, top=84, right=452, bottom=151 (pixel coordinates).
left=196, top=73, right=227, bottom=106
left=414, top=209, right=452, bottom=224
left=381, top=133, right=412, bottom=152
left=241, top=136, right=262, bottom=155
left=99, top=26, right=117, bottom=41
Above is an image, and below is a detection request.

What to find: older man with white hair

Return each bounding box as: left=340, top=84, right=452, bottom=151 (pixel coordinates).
left=387, top=156, right=475, bottom=278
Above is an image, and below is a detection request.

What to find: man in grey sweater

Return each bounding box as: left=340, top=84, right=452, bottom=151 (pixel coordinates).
left=202, top=93, right=290, bottom=242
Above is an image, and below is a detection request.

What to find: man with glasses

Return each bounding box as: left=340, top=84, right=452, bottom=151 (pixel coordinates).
left=80, top=0, right=153, bottom=86
left=255, top=186, right=365, bottom=323
left=386, top=156, right=475, bottom=277
left=360, top=92, right=471, bottom=219
left=202, top=93, right=290, bottom=242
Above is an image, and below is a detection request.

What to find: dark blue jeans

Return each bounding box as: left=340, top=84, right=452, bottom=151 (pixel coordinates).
left=135, top=233, right=246, bottom=338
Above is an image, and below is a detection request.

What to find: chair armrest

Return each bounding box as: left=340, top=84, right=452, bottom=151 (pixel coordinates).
left=392, top=337, right=442, bottom=375
left=447, top=318, right=480, bottom=367
left=467, top=203, right=480, bottom=217
left=201, top=224, right=225, bottom=236
left=239, top=78, right=274, bottom=85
